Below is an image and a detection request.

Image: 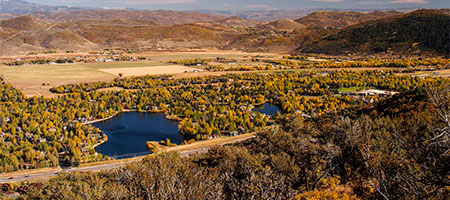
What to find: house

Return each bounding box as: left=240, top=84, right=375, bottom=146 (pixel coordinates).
left=24, top=133, right=33, bottom=139
left=205, top=135, right=214, bottom=140
left=357, top=89, right=398, bottom=97
left=230, top=131, right=239, bottom=136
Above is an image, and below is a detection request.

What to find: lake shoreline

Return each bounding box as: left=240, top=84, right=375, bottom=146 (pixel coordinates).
left=83, top=109, right=182, bottom=126
left=91, top=111, right=183, bottom=157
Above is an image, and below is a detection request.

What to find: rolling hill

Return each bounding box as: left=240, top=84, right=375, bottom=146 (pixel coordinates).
left=0, top=9, right=447, bottom=56
left=258, top=19, right=306, bottom=31
left=0, top=15, right=237, bottom=55
left=298, top=9, right=450, bottom=56
left=0, top=15, right=51, bottom=30
left=30, top=9, right=227, bottom=26
left=295, top=10, right=402, bottom=29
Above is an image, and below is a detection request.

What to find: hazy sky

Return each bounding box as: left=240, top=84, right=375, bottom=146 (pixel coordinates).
left=27, top=0, right=449, bottom=10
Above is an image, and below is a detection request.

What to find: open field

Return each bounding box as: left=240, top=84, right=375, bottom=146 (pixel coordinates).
left=395, top=69, right=450, bottom=78
left=132, top=51, right=280, bottom=62
left=98, top=65, right=199, bottom=77
left=337, top=86, right=368, bottom=93
left=0, top=64, right=116, bottom=97
left=0, top=60, right=195, bottom=97
left=79, top=61, right=171, bottom=69
left=0, top=51, right=281, bottom=97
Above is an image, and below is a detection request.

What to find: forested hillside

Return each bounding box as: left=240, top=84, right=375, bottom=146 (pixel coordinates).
left=295, top=10, right=401, bottom=28
left=299, top=9, right=450, bottom=56
left=24, top=84, right=450, bottom=199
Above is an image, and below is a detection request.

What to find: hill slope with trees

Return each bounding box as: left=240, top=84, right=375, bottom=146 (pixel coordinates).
left=299, top=9, right=450, bottom=56
left=295, top=10, right=401, bottom=28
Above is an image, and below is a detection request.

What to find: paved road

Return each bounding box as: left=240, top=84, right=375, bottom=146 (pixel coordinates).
left=0, top=135, right=254, bottom=183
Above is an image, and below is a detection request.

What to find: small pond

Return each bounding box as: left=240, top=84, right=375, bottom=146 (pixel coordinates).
left=93, top=112, right=182, bottom=159
left=252, top=103, right=282, bottom=116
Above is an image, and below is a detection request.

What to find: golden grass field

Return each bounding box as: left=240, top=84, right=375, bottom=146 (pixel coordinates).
left=98, top=65, right=199, bottom=77
left=0, top=51, right=279, bottom=97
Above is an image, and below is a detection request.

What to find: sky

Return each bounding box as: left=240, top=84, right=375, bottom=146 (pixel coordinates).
left=27, top=0, right=450, bottom=10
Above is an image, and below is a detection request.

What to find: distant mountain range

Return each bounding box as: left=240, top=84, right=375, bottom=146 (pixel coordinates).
left=0, top=0, right=448, bottom=57
left=0, top=0, right=86, bottom=14
left=0, top=0, right=421, bottom=21
left=195, top=8, right=418, bottom=21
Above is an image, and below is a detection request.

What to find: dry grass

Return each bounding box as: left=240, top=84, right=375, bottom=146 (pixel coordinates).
left=394, top=69, right=450, bottom=78
left=0, top=60, right=190, bottom=97
left=0, top=51, right=271, bottom=98
left=0, top=167, right=61, bottom=178
left=0, top=63, right=116, bottom=97
left=132, top=51, right=280, bottom=62
left=98, top=65, right=200, bottom=77
left=96, top=87, right=126, bottom=92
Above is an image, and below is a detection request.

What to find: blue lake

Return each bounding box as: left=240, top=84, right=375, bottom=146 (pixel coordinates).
left=93, top=112, right=182, bottom=159
left=252, top=103, right=282, bottom=116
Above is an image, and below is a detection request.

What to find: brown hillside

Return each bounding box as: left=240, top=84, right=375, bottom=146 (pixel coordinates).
left=215, top=16, right=260, bottom=27
left=0, top=15, right=51, bottom=30
left=258, top=19, right=306, bottom=31
left=295, top=10, right=402, bottom=28
left=0, top=16, right=235, bottom=55
left=31, top=10, right=226, bottom=25
left=39, top=31, right=91, bottom=49
left=298, top=9, right=450, bottom=56
left=0, top=12, right=19, bottom=21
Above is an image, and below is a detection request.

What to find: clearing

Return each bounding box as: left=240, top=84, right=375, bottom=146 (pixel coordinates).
left=0, top=61, right=197, bottom=97
left=0, top=51, right=279, bottom=97
left=337, top=87, right=370, bottom=93
left=98, top=65, right=198, bottom=77
left=0, top=64, right=115, bottom=97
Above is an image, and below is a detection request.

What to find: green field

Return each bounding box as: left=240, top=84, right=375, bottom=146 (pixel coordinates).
left=337, top=86, right=369, bottom=93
